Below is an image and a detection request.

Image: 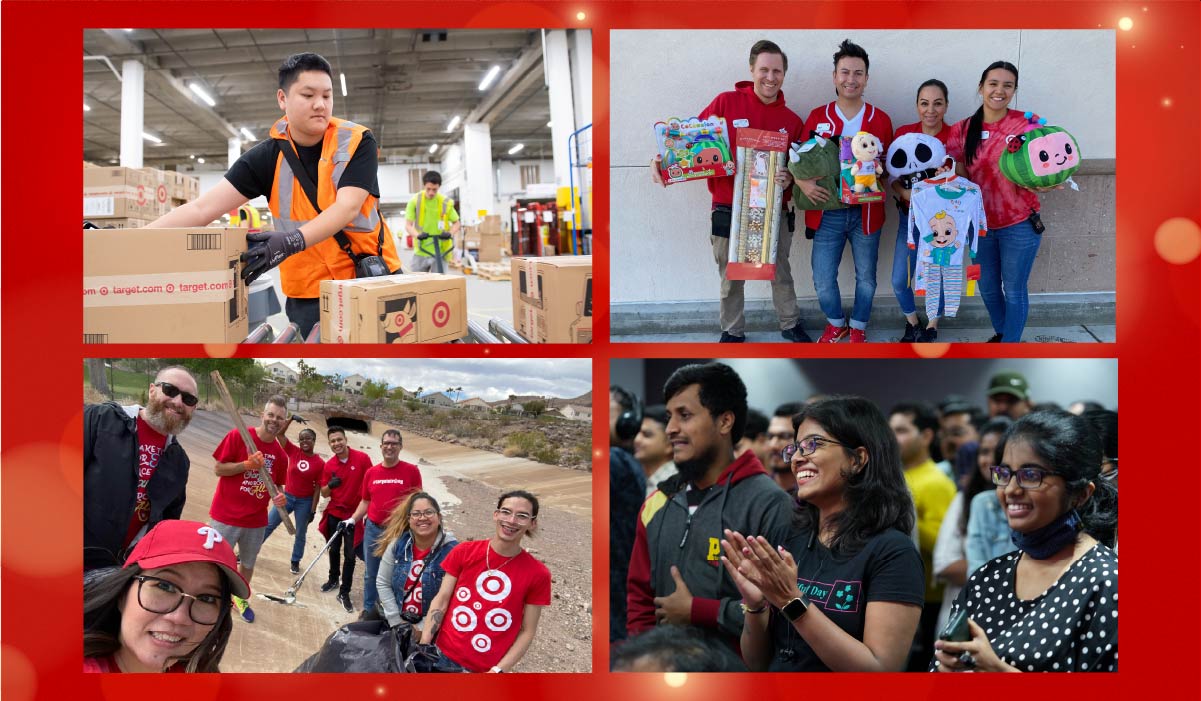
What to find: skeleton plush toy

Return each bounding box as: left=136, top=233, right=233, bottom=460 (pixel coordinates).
left=886, top=132, right=947, bottom=189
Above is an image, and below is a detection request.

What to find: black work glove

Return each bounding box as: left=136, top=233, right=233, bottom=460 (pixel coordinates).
left=241, top=229, right=306, bottom=284
left=327, top=475, right=343, bottom=490
left=291, top=413, right=308, bottom=424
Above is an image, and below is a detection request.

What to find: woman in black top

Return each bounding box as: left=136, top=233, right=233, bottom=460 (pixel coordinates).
left=933, top=410, right=1118, bottom=672
left=722, top=396, right=925, bottom=671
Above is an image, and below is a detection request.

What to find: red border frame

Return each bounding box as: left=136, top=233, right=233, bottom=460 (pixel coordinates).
left=2, top=1, right=1199, bottom=698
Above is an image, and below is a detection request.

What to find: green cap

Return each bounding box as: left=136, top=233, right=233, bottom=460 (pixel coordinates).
left=987, top=371, right=1029, bottom=401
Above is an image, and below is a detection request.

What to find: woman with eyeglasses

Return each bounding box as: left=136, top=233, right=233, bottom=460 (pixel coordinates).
left=721, top=396, right=925, bottom=671
left=933, top=410, right=1118, bottom=672
left=83, top=519, right=248, bottom=672
left=415, top=490, right=552, bottom=672
left=375, top=491, right=458, bottom=629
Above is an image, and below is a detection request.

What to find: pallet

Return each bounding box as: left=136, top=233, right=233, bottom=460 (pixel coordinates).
left=475, top=262, right=512, bottom=281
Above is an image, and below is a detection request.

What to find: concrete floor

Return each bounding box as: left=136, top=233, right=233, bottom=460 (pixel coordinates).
left=616, top=324, right=1116, bottom=344
left=258, top=246, right=514, bottom=341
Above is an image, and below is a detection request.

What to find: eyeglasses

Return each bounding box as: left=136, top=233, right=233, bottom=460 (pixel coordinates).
left=990, top=465, right=1063, bottom=489
left=409, top=509, right=438, bottom=520
left=134, top=575, right=222, bottom=625
left=783, top=435, right=845, bottom=462
left=154, top=382, right=199, bottom=407
left=495, top=508, right=534, bottom=524
left=381, top=441, right=402, bottom=448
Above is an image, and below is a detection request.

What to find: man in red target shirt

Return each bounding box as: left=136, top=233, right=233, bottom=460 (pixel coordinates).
left=208, top=395, right=290, bottom=622
left=318, top=425, right=373, bottom=613
left=417, top=490, right=552, bottom=673
left=344, top=428, right=423, bottom=619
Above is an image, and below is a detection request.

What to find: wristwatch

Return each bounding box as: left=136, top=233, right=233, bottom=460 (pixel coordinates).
left=780, top=595, right=810, bottom=622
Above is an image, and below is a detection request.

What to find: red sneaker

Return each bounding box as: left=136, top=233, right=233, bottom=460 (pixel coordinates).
left=818, top=324, right=849, bottom=343
left=848, top=328, right=867, bottom=343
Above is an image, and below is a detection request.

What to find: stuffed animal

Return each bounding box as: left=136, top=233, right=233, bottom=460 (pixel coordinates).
left=786, top=136, right=844, bottom=211
left=886, top=132, right=947, bottom=188
left=849, top=131, right=883, bottom=193
left=999, top=112, right=1081, bottom=189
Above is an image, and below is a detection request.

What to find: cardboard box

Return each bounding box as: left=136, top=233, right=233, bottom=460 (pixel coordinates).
left=84, top=227, right=248, bottom=343
left=138, top=168, right=173, bottom=215
left=93, top=218, right=151, bottom=229
left=320, top=273, right=467, bottom=344
left=478, top=215, right=503, bottom=235
left=84, top=166, right=161, bottom=219
left=511, top=256, right=592, bottom=343
left=477, top=231, right=506, bottom=263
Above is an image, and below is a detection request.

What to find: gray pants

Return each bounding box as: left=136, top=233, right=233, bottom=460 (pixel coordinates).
left=207, top=519, right=265, bottom=572
left=409, top=253, right=450, bottom=273
left=710, top=214, right=800, bottom=336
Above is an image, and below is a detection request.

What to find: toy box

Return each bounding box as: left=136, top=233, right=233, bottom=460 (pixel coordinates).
left=653, top=116, right=734, bottom=185
left=726, top=128, right=789, bottom=281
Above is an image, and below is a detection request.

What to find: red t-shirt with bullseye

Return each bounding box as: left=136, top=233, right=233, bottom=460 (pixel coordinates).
left=209, top=427, right=288, bottom=528
left=320, top=449, right=372, bottom=520
left=401, top=545, right=431, bottom=616
left=363, top=461, right=423, bottom=524
left=282, top=442, right=323, bottom=498
left=437, top=539, right=552, bottom=672
left=125, top=416, right=168, bottom=548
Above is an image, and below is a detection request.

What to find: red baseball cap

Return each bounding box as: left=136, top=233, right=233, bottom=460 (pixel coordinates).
left=124, top=520, right=250, bottom=599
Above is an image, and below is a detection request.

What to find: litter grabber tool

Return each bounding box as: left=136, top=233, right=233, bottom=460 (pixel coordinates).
left=210, top=370, right=295, bottom=535
left=260, top=521, right=349, bottom=605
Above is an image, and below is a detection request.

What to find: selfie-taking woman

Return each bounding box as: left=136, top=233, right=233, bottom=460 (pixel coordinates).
left=84, top=519, right=247, bottom=673
left=722, top=396, right=924, bottom=672
left=933, top=410, right=1118, bottom=672
left=375, top=491, right=459, bottom=628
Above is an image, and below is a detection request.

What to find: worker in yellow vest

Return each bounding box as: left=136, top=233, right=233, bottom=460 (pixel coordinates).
left=404, top=170, right=461, bottom=272
left=147, top=52, right=399, bottom=336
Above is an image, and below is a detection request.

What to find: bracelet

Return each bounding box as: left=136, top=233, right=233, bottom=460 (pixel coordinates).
left=740, top=600, right=768, bottom=615
left=489, top=665, right=505, bottom=673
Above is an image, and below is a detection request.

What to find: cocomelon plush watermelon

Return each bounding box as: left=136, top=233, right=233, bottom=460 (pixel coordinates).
left=999, top=112, right=1081, bottom=189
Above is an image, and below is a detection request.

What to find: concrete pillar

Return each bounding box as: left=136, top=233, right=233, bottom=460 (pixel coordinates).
left=544, top=30, right=576, bottom=188
left=463, top=122, right=495, bottom=221
left=569, top=30, right=593, bottom=137
left=228, top=138, right=242, bottom=170
left=119, top=60, right=145, bottom=168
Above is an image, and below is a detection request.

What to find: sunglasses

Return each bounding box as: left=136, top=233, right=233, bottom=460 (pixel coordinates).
left=155, top=381, right=199, bottom=407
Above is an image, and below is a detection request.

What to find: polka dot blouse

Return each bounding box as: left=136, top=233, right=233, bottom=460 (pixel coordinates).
left=932, top=543, right=1118, bottom=672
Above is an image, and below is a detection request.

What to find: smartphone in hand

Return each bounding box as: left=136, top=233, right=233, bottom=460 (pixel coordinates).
left=939, top=608, right=971, bottom=642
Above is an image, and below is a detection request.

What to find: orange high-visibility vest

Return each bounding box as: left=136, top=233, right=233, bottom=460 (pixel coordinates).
left=268, top=116, right=400, bottom=298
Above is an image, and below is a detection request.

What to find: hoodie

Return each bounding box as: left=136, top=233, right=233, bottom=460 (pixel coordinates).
left=699, top=81, right=806, bottom=208
left=625, top=450, right=793, bottom=642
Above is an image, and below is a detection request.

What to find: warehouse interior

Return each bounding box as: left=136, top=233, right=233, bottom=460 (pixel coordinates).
left=83, top=28, right=593, bottom=344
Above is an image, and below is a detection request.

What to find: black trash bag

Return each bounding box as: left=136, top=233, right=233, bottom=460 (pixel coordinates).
left=406, top=643, right=468, bottom=673
left=295, top=619, right=412, bottom=672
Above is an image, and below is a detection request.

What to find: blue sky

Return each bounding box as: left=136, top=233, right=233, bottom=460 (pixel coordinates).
left=259, top=358, right=591, bottom=402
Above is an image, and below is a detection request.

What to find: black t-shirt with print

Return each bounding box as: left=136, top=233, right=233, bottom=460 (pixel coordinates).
left=931, top=543, right=1118, bottom=672
left=224, top=130, right=380, bottom=201
left=766, top=526, right=925, bottom=672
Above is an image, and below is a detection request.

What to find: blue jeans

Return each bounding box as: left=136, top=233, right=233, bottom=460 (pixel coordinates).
left=975, top=218, right=1042, bottom=342
left=363, top=517, right=384, bottom=614
left=264, top=492, right=314, bottom=564
left=892, top=209, right=944, bottom=319
left=811, top=207, right=882, bottom=330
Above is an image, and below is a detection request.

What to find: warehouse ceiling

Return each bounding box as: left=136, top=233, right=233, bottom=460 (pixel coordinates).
left=84, top=28, right=555, bottom=168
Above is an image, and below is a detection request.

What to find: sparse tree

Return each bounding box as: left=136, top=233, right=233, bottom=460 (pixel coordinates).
left=525, top=399, right=547, bottom=417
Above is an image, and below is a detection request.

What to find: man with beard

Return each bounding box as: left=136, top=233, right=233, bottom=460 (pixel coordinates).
left=208, top=395, right=290, bottom=622
left=888, top=401, right=955, bottom=670
left=84, top=366, right=199, bottom=571
left=626, top=363, right=792, bottom=648
left=765, top=402, right=804, bottom=495
left=263, top=425, right=323, bottom=574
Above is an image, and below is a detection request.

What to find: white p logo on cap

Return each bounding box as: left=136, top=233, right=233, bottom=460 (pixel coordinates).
left=197, top=525, right=224, bottom=550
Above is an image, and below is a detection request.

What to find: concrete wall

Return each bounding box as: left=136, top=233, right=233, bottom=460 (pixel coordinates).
left=610, top=30, right=1116, bottom=309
